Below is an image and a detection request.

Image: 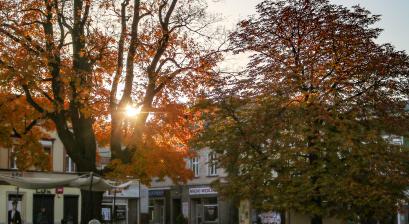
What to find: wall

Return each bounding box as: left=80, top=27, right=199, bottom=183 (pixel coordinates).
left=49, top=132, right=65, bottom=172
left=150, top=147, right=228, bottom=189
left=0, top=185, right=81, bottom=224
left=0, top=149, right=8, bottom=169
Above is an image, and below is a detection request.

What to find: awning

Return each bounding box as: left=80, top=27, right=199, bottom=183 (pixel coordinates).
left=0, top=173, right=121, bottom=192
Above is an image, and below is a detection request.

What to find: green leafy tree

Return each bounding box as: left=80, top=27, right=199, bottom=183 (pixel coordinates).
left=193, top=0, right=409, bottom=223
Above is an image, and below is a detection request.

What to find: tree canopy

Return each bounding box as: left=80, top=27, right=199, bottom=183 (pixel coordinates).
left=193, top=0, right=409, bottom=223
left=0, top=0, right=223, bottom=222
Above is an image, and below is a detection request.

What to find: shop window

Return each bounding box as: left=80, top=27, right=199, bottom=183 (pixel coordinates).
left=190, top=157, right=200, bottom=177
left=115, top=205, right=127, bottom=221
left=8, top=194, right=23, bottom=223
left=149, top=199, right=165, bottom=224
left=207, top=152, right=218, bottom=176
left=149, top=200, right=154, bottom=221
left=101, top=206, right=112, bottom=222
left=203, top=197, right=218, bottom=222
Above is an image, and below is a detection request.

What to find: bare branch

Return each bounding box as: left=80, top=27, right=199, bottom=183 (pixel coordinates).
left=111, top=0, right=130, bottom=108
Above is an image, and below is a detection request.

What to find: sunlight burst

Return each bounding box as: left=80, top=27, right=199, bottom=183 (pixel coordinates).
left=125, top=105, right=141, bottom=117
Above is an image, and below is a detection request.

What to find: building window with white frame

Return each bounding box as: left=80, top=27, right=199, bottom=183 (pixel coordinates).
left=42, top=144, right=53, bottom=170
left=207, top=152, right=218, bottom=176
left=190, top=157, right=200, bottom=177
left=65, top=154, right=76, bottom=173
left=9, top=147, right=17, bottom=169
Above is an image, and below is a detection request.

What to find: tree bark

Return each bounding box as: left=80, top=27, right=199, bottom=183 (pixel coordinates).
left=80, top=190, right=103, bottom=224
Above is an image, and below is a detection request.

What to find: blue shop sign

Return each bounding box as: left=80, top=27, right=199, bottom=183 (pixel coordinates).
left=149, top=190, right=165, bottom=197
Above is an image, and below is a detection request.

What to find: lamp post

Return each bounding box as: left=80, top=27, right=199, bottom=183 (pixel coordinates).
left=113, top=188, right=117, bottom=224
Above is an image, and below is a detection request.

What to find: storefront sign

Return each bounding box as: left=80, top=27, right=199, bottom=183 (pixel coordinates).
left=189, top=187, right=217, bottom=195
left=149, top=190, right=165, bottom=197
left=35, top=189, right=52, bottom=194
left=56, top=187, right=64, bottom=194
left=258, top=212, right=281, bottom=224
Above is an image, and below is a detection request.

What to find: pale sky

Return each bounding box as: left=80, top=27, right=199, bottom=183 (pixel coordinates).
left=207, top=0, right=409, bottom=53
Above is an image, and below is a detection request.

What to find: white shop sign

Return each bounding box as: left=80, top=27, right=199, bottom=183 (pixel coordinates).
left=189, top=187, right=217, bottom=195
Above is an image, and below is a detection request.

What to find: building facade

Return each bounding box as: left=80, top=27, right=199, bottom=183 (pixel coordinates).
left=0, top=131, right=148, bottom=224
left=102, top=181, right=142, bottom=224
left=0, top=132, right=82, bottom=224
left=148, top=147, right=237, bottom=224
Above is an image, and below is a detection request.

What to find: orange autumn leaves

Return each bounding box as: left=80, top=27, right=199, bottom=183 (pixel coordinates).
left=0, top=0, right=221, bottom=184
left=107, top=104, right=203, bottom=183
left=0, top=94, right=54, bottom=171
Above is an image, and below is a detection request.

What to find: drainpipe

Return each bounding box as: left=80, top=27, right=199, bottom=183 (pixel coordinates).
left=89, top=172, right=94, bottom=219
left=113, top=188, right=117, bottom=224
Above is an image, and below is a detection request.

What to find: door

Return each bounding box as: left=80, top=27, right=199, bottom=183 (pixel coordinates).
left=33, top=194, right=54, bottom=224
left=64, top=195, right=79, bottom=224
left=172, top=199, right=182, bottom=224
left=128, top=199, right=138, bottom=224
left=190, top=198, right=203, bottom=224
left=195, top=203, right=203, bottom=224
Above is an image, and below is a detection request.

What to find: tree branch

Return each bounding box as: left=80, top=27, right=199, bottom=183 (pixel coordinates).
left=22, top=84, right=46, bottom=114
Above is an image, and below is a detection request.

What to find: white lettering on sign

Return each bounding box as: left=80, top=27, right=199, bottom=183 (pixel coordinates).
left=189, top=187, right=217, bottom=195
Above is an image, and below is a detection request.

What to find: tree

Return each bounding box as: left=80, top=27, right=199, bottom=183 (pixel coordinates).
left=0, top=0, right=222, bottom=223
left=193, top=0, right=409, bottom=223
left=0, top=94, right=54, bottom=170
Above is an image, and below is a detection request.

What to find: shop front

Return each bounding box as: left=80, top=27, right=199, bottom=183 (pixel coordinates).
left=239, top=200, right=286, bottom=224
left=189, top=187, right=219, bottom=224
left=148, top=189, right=171, bottom=224
left=0, top=184, right=81, bottom=224
left=102, top=181, right=140, bottom=224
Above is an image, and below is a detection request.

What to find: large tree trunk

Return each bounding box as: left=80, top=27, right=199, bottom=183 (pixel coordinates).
left=55, top=116, right=103, bottom=224
left=80, top=190, right=103, bottom=224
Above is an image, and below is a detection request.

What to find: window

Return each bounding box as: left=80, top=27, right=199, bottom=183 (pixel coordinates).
left=207, top=152, right=218, bottom=176
left=191, top=157, right=200, bottom=177
left=43, top=145, right=52, bottom=170
left=65, top=154, right=76, bottom=173
left=9, top=147, right=17, bottom=169
left=203, top=197, right=218, bottom=222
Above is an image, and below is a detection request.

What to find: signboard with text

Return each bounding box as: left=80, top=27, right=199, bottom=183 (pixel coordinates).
left=56, top=187, right=64, bottom=194
left=149, top=190, right=165, bottom=197
left=189, top=187, right=217, bottom=195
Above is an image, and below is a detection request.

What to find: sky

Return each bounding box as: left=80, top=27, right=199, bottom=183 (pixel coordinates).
left=207, top=0, right=409, bottom=53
